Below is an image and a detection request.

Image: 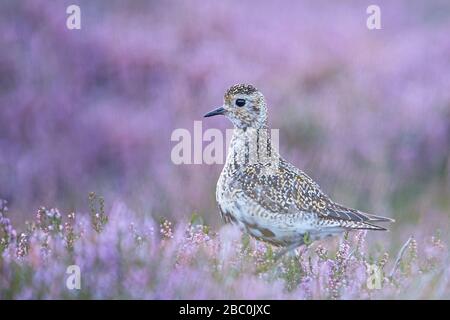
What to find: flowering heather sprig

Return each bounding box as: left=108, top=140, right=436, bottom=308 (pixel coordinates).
left=0, top=200, right=17, bottom=253
left=15, top=233, right=29, bottom=258
left=431, top=230, right=444, bottom=250
left=185, top=223, right=212, bottom=245
left=64, top=212, right=79, bottom=252
left=401, top=238, right=418, bottom=275
left=378, top=252, right=389, bottom=269
left=315, top=245, right=328, bottom=261
left=88, top=192, right=108, bottom=233
left=423, top=231, right=447, bottom=271
left=409, top=238, right=418, bottom=261
left=328, top=233, right=351, bottom=299
left=36, top=207, right=63, bottom=234
left=376, top=252, right=390, bottom=288
left=250, top=241, right=271, bottom=266
left=160, top=220, right=174, bottom=240
left=175, top=223, right=216, bottom=266
left=354, top=231, right=367, bottom=259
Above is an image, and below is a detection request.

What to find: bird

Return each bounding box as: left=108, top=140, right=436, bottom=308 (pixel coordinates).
left=204, top=84, right=394, bottom=259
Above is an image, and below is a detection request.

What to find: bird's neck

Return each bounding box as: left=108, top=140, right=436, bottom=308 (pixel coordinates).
left=225, top=127, right=278, bottom=169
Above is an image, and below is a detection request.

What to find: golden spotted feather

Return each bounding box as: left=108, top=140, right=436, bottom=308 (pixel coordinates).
left=228, top=158, right=393, bottom=230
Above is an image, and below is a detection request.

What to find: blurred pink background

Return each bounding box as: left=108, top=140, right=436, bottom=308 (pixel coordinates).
left=0, top=0, right=449, bottom=230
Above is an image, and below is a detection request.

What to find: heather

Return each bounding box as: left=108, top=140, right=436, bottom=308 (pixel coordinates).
left=1, top=197, right=449, bottom=299
left=1, top=0, right=450, bottom=299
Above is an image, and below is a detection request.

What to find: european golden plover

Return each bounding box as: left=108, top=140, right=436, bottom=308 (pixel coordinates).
left=204, top=84, right=394, bottom=258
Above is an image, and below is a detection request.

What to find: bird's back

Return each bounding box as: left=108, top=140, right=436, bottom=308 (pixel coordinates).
left=216, top=154, right=393, bottom=246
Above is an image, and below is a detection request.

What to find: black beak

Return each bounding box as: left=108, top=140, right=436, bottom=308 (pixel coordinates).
left=204, top=106, right=225, bottom=118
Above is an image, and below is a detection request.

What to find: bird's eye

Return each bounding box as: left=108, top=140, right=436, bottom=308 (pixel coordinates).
left=235, top=99, right=246, bottom=107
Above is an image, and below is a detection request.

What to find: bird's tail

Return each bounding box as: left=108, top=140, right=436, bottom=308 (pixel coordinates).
left=348, top=221, right=389, bottom=231
left=329, top=203, right=395, bottom=231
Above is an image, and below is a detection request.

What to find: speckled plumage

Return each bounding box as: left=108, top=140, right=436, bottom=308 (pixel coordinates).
left=205, top=84, right=394, bottom=250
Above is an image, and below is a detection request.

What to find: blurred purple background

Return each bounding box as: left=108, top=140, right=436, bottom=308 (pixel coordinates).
left=1, top=0, right=449, bottom=229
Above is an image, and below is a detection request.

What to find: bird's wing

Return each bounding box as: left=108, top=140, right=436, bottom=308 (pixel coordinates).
left=232, top=159, right=393, bottom=229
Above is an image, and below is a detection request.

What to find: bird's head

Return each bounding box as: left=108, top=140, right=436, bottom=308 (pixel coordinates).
left=204, top=84, right=268, bottom=129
